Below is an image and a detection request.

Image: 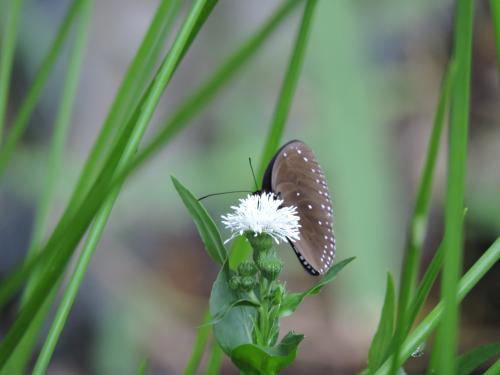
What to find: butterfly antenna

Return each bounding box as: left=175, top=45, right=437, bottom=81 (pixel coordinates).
left=248, top=157, right=259, bottom=191
left=197, top=190, right=252, bottom=201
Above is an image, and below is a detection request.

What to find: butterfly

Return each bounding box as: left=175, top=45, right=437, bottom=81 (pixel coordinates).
left=261, top=140, right=336, bottom=276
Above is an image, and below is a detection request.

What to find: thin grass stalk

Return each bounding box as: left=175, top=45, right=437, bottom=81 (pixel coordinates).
left=432, top=1, right=473, bottom=373
left=136, top=358, right=150, bottom=375
left=183, top=312, right=212, bottom=375
left=0, top=0, right=84, bottom=179
left=21, top=0, right=93, bottom=306
left=0, top=0, right=24, bottom=144
left=0, top=0, right=303, bottom=313
left=257, top=0, right=317, bottom=178
left=388, top=63, right=455, bottom=375
left=65, top=0, right=181, bottom=213
left=204, top=342, right=223, bottom=375
left=374, top=237, right=500, bottom=375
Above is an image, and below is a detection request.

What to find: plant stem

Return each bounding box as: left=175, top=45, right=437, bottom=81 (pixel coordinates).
left=184, top=311, right=212, bottom=375
left=0, top=0, right=84, bottom=179
left=0, top=0, right=24, bottom=144
left=432, top=1, right=473, bottom=373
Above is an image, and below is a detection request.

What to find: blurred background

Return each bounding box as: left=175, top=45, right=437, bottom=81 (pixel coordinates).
left=1, top=0, right=499, bottom=374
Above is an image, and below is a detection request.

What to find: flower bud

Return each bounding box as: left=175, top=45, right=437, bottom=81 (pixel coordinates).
left=237, top=261, right=258, bottom=277
left=257, top=255, right=283, bottom=280
left=229, top=275, right=242, bottom=291
left=240, top=276, right=257, bottom=292
left=246, top=232, right=273, bottom=253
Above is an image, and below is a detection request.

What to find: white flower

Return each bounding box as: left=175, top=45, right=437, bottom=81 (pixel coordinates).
left=221, top=192, right=301, bottom=244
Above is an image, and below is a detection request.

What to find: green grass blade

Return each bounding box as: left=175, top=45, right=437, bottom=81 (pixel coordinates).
left=484, top=360, right=500, bottom=375
left=491, top=0, right=500, bottom=73
left=374, top=237, right=500, bottom=375
left=204, top=342, right=223, bottom=375
left=66, top=0, right=181, bottom=211
left=368, top=273, right=396, bottom=373
left=388, top=63, right=455, bottom=375
left=136, top=358, right=150, bottom=375
left=0, top=0, right=84, bottom=179
left=183, top=312, right=212, bottom=375
left=21, top=0, right=93, bottom=305
left=257, top=0, right=317, bottom=179
left=0, top=0, right=215, bottom=367
left=433, top=1, right=474, bottom=373
left=456, top=341, right=500, bottom=375
left=404, top=243, right=443, bottom=335
left=0, top=0, right=24, bottom=143
left=0, top=0, right=302, bottom=311
left=172, top=176, right=227, bottom=265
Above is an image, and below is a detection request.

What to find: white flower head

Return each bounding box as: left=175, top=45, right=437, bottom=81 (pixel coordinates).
left=221, top=192, right=301, bottom=244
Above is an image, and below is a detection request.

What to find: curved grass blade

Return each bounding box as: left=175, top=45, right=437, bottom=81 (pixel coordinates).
left=183, top=311, right=212, bottom=375
left=65, top=0, right=182, bottom=213
left=204, top=342, right=223, bottom=375
left=457, top=341, right=500, bottom=375
left=172, top=176, right=227, bottom=265
left=368, top=273, right=396, bottom=373
left=0, top=0, right=24, bottom=143
left=0, top=0, right=84, bottom=178
left=257, top=0, right=317, bottom=179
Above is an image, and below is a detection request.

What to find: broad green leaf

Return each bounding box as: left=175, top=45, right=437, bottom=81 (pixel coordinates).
left=231, top=332, right=303, bottom=375
left=457, top=341, right=500, bottom=375
left=368, top=273, right=396, bottom=373
left=279, top=257, right=355, bottom=317
left=172, top=176, right=227, bottom=265
left=209, top=263, right=255, bottom=354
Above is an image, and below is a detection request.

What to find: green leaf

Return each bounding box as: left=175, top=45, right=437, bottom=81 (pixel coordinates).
left=209, top=263, right=255, bottom=354
left=231, top=332, right=304, bottom=375
left=368, top=273, right=396, bottom=373
left=279, top=257, right=355, bottom=317
left=172, top=176, right=227, bottom=265
left=229, top=235, right=253, bottom=269
left=457, top=341, right=500, bottom=375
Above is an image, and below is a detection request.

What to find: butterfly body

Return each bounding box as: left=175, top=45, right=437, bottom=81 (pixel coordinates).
left=261, top=140, right=336, bottom=276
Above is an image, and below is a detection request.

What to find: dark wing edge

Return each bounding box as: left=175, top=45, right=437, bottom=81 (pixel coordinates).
left=287, top=238, right=320, bottom=276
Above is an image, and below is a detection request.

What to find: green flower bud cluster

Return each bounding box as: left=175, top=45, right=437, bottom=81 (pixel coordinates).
left=229, top=260, right=258, bottom=293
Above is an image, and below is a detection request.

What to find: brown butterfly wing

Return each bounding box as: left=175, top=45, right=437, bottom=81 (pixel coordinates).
left=267, top=140, right=336, bottom=276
